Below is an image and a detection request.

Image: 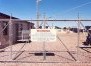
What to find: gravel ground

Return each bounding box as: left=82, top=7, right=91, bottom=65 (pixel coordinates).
left=0, top=32, right=91, bottom=66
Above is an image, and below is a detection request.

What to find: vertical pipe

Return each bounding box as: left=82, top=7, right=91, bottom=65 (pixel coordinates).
left=43, top=13, right=46, bottom=29
left=9, top=13, right=13, bottom=60
left=36, top=0, right=40, bottom=28
left=43, top=41, right=46, bottom=60
left=77, top=13, right=80, bottom=62
left=0, top=22, right=2, bottom=46
left=52, top=23, right=54, bottom=29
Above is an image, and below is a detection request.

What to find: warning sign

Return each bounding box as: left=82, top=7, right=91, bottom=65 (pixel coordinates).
left=31, top=29, right=56, bottom=42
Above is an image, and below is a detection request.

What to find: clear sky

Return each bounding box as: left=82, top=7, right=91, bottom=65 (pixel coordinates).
left=0, top=0, right=91, bottom=27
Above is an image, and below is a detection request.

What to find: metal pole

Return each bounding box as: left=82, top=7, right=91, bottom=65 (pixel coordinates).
left=43, top=13, right=46, bottom=29
left=52, top=23, right=54, bottom=29
left=9, top=13, right=13, bottom=60
left=77, top=13, right=80, bottom=62
left=36, top=0, right=40, bottom=28
left=1, top=19, right=91, bottom=22
left=43, top=41, right=46, bottom=60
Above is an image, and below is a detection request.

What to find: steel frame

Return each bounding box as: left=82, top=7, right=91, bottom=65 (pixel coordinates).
left=0, top=19, right=91, bottom=22
left=0, top=19, right=91, bottom=63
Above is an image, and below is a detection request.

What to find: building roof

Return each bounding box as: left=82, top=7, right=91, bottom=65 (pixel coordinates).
left=0, top=12, right=18, bottom=19
left=0, top=12, right=34, bottom=25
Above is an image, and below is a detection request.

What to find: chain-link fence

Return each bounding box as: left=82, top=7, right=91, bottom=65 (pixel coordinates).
left=0, top=20, right=91, bottom=63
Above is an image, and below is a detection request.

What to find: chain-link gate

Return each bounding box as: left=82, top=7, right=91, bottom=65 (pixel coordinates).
left=0, top=19, right=91, bottom=63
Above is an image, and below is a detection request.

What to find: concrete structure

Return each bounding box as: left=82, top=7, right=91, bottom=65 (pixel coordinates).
left=0, top=12, right=34, bottom=48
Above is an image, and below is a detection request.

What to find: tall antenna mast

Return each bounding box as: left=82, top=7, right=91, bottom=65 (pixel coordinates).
left=36, top=0, right=41, bottom=28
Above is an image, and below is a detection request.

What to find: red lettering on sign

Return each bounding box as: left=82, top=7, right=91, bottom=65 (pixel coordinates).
left=37, top=30, right=50, bottom=32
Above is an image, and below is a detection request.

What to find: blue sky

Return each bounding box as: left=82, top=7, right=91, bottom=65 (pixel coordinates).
left=0, top=0, right=91, bottom=27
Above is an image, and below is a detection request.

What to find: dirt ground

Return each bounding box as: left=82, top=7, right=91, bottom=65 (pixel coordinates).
left=0, top=32, right=91, bottom=66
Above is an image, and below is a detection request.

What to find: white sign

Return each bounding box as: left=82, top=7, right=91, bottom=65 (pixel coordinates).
left=31, top=29, right=56, bottom=42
